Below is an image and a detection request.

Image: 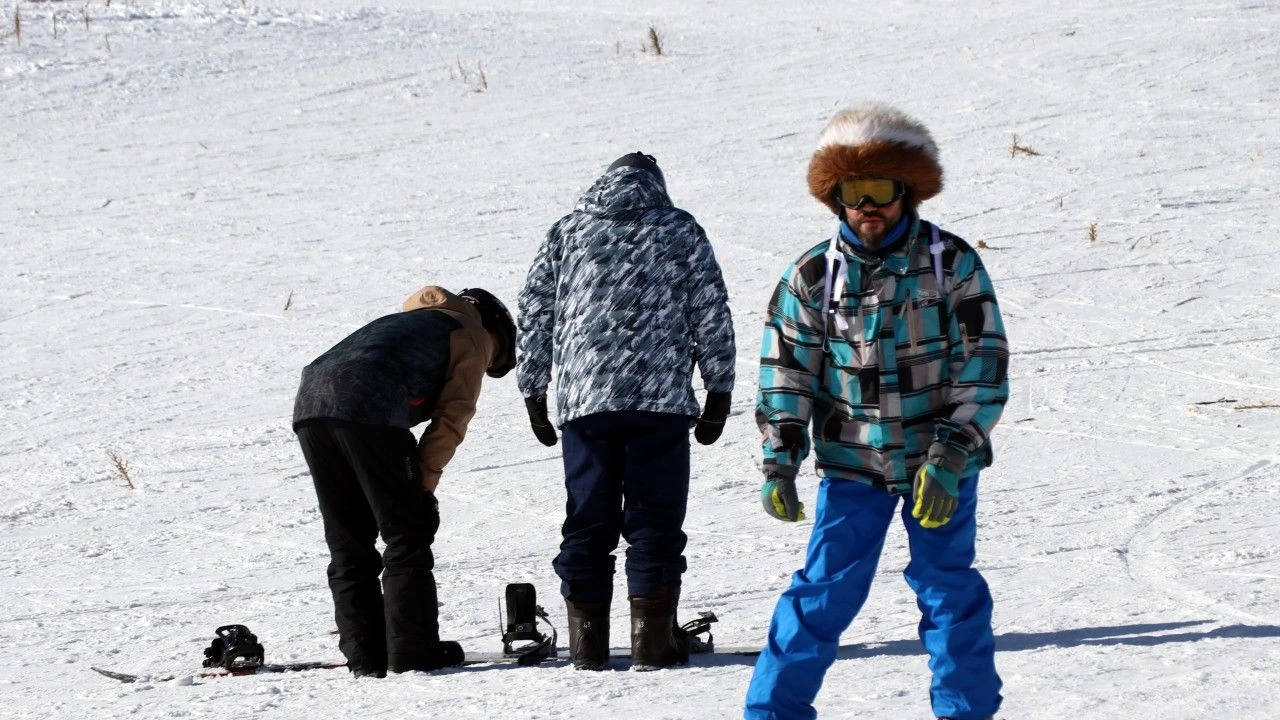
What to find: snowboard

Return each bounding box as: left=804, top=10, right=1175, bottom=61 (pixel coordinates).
left=90, top=646, right=762, bottom=683
left=466, top=645, right=763, bottom=665
left=91, top=661, right=346, bottom=683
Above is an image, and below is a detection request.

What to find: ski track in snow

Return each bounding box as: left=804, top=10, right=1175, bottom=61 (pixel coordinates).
left=1121, top=459, right=1278, bottom=625
left=2, top=1, right=1279, bottom=718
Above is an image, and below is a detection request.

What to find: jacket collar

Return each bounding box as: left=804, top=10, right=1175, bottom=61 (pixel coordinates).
left=836, top=212, right=921, bottom=273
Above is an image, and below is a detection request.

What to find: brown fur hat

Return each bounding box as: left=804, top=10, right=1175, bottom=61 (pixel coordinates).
left=807, top=105, right=943, bottom=215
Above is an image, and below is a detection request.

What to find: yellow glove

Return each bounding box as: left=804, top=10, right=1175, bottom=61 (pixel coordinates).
left=760, top=474, right=806, bottom=522
left=911, top=463, right=959, bottom=529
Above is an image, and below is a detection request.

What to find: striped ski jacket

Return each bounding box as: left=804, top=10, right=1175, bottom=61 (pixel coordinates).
left=517, top=165, right=736, bottom=426
left=757, top=215, right=1009, bottom=494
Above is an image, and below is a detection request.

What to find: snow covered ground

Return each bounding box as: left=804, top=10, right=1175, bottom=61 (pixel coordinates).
left=2, top=0, right=1278, bottom=717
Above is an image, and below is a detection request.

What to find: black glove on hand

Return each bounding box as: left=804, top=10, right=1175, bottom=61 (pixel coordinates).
left=693, top=391, right=732, bottom=445
left=524, top=395, right=558, bottom=447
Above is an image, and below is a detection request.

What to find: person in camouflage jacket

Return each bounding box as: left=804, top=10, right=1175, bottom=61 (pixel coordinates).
left=744, top=106, right=1008, bottom=720
left=517, top=152, right=735, bottom=671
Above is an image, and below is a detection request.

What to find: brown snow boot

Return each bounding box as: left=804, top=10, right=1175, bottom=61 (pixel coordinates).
left=565, top=598, right=610, bottom=671
left=629, top=585, right=689, bottom=671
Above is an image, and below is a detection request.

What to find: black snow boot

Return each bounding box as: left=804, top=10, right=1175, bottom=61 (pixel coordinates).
left=348, top=663, right=386, bottom=679
left=566, top=598, right=611, bottom=670
left=629, top=585, right=689, bottom=671
left=389, top=640, right=464, bottom=673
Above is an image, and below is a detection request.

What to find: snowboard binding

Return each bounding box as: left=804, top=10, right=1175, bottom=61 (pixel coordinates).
left=201, top=624, right=265, bottom=671
left=500, top=583, right=558, bottom=666
left=680, top=611, right=718, bottom=654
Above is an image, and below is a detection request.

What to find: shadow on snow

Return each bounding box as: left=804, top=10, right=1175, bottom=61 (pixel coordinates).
left=689, top=620, right=1280, bottom=668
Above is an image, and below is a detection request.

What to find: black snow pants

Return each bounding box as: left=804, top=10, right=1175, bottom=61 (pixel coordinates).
left=295, top=419, right=440, bottom=672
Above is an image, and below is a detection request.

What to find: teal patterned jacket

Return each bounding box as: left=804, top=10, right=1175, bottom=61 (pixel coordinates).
left=757, top=214, right=1009, bottom=494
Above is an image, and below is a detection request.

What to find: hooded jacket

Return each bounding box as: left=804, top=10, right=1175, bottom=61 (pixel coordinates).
left=517, top=165, right=736, bottom=426
left=293, top=285, right=493, bottom=491
left=757, top=214, right=1009, bottom=494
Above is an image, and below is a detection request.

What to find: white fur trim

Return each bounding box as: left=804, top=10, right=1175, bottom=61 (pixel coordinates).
left=817, top=105, right=938, bottom=160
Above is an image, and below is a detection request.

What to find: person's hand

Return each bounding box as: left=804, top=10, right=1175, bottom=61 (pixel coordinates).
left=911, top=463, right=959, bottom=528
left=760, top=473, right=805, bottom=522
left=524, top=395, right=558, bottom=447
left=422, top=491, right=441, bottom=538
left=693, top=391, right=731, bottom=445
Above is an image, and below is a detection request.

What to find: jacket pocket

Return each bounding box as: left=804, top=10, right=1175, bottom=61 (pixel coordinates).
left=907, top=297, right=943, bottom=348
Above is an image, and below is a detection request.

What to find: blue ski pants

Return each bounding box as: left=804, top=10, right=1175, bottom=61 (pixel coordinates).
left=744, top=476, right=1001, bottom=720
left=553, top=411, right=690, bottom=603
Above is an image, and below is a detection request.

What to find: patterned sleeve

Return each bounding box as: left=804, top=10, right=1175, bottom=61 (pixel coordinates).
left=686, top=223, right=736, bottom=393
left=516, top=224, right=560, bottom=398
left=929, top=251, right=1010, bottom=472
left=756, top=259, right=825, bottom=478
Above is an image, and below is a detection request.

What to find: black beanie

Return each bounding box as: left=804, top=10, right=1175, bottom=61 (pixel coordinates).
left=607, top=151, right=665, bottom=186
left=457, top=288, right=517, bottom=379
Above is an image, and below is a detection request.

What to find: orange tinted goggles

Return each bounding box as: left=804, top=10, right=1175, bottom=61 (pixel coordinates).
left=835, top=178, right=904, bottom=209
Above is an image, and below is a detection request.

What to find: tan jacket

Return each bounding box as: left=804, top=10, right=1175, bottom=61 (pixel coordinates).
left=402, top=286, right=494, bottom=492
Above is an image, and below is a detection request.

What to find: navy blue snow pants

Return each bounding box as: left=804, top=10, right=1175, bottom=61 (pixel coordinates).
left=553, top=411, right=690, bottom=604
left=744, top=476, right=1002, bottom=720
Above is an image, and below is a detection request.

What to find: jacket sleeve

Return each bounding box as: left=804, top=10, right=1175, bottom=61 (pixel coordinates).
left=756, top=261, right=824, bottom=478
left=928, top=250, right=1010, bottom=474
left=516, top=224, right=560, bottom=399
left=686, top=223, right=736, bottom=394
left=417, top=325, right=488, bottom=492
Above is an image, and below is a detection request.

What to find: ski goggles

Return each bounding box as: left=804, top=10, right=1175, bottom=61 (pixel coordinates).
left=835, top=178, right=905, bottom=209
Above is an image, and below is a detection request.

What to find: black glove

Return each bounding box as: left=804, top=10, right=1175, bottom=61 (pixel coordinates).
left=422, top=491, right=441, bottom=540
left=524, top=395, right=558, bottom=447
left=693, top=391, right=732, bottom=445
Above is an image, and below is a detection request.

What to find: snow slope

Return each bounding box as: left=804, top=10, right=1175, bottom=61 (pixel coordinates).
left=1, top=1, right=1277, bottom=718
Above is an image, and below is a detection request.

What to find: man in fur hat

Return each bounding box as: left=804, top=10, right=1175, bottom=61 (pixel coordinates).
left=744, top=106, right=1009, bottom=720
